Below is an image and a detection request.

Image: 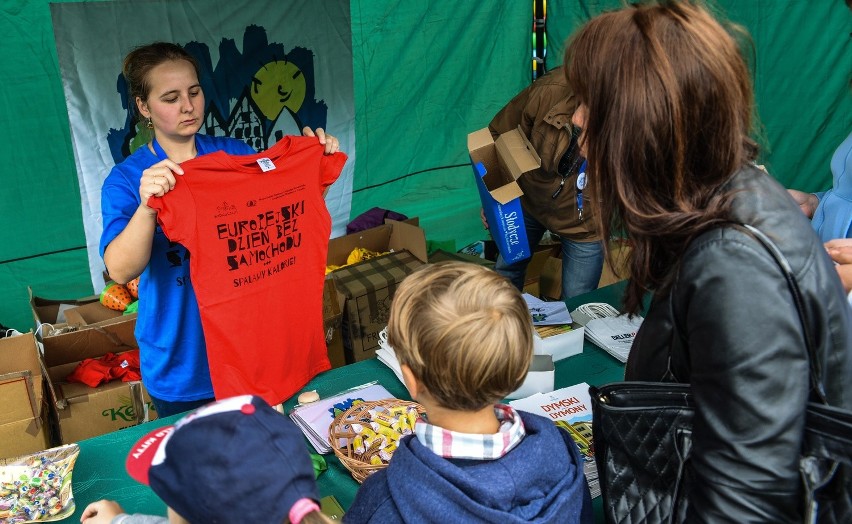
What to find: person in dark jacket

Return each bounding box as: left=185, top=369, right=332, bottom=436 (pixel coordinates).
left=564, top=2, right=852, bottom=522
left=345, top=262, right=593, bottom=524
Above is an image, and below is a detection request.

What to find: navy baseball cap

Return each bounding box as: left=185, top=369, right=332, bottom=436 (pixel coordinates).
left=126, top=395, right=319, bottom=523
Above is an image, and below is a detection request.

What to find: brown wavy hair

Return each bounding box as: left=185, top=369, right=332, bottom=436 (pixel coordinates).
left=122, top=42, right=201, bottom=121
left=564, top=1, right=758, bottom=314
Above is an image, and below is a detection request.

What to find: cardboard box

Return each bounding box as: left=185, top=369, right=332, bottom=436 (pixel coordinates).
left=334, top=251, right=425, bottom=363
left=539, top=254, right=563, bottom=300
left=523, top=244, right=560, bottom=298
left=468, top=127, right=541, bottom=265
left=44, top=344, right=156, bottom=444
left=29, top=288, right=138, bottom=365
left=29, top=290, right=154, bottom=443
left=46, top=374, right=155, bottom=444
left=29, top=291, right=100, bottom=325
left=0, top=332, right=51, bottom=458
left=328, top=220, right=427, bottom=363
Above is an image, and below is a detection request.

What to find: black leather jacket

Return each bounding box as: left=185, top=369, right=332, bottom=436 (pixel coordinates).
left=626, top=165, right=852, bottom=523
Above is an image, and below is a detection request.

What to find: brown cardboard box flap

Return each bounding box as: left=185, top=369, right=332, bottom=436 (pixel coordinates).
left=328, top=219, right=427, bottom=266
left=39, top=322, right=138, bottom=368
left=28, top=286, right=99, bottom=325
left=328, top=224, right=392, bottom=265
left=31, top=287, right=137, bottom=368
left=0, top=332, right=41, bottom=378
left=0, top=333, right=43, bottom=425
left=0, top=372, right=40, bottom=425
left=495, top=126, right=542, bottom=180
left=63, top=302, right=126, bottom=325
left=467, top=127, right=494, bottom=152
left=468, top=127, right=535, bottom=205
left=488, top=182, right=524, bottom=205
left=385, top=219, right=427, bottom=263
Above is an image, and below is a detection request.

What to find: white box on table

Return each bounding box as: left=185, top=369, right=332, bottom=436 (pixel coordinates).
left=533, top=325, right=585, bottom=362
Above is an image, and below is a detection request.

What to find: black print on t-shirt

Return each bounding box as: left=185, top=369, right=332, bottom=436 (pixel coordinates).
left=217, top=200, right=304, bottom=271
left=165, top=241, right=190, bottom=268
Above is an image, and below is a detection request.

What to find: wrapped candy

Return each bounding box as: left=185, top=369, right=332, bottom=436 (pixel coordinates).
left=0, top=454, right=69, bottom=522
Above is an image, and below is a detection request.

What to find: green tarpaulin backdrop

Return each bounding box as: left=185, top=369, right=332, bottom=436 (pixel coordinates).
left=1, top=0, right=850, bottom=331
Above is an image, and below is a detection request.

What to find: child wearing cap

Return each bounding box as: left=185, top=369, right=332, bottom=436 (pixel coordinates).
left=80, top=395, right=331, bottom=524
left=344, top=262, right=593, bottom=523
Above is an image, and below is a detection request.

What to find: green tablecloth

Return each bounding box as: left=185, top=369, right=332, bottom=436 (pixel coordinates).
left=69, top=281, right=627, bottom=521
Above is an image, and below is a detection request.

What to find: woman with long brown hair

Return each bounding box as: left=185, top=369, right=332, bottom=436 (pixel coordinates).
left=564, top=2, right=852, bottom=520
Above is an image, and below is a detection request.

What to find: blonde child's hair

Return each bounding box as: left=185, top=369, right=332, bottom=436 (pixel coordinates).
left=387, top=262, right=533, bottom=411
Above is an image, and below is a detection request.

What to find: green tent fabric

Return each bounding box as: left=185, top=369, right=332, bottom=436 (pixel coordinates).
left=1, top=0, right=850, bottom=331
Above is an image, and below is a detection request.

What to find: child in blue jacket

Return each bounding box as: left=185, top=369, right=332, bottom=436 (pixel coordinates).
left=345, top=262, right=593, bottom=524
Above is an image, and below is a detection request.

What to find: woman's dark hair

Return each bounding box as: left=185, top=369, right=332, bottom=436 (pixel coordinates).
left=122, top=42, right=201, bottom=120
left=564, top=1, right=758, bottom=314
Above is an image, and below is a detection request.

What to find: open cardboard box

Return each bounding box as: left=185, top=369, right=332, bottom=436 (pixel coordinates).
left=29, top=289, right=154, bottom=443
left=468, top=126, right=541, bottom=265
left=29, top=287, right=138, bottom=366
left=328, top=219, right=427, bottom=363
left=0, top=332, right=51, bottom=458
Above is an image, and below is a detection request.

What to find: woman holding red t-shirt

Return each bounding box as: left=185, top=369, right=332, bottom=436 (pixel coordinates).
left=99, top=42, right=339, bottom=417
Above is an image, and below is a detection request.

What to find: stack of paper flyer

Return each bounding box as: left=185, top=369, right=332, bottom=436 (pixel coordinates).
left=509, top=382, right=600, bottom=499
left=571, top=303, right=643, bottom=363
left=289, top=382, right=394, bottom=454
left=522, top=293, right=573, bottom=325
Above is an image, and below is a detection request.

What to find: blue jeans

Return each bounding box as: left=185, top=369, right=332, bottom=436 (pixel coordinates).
left=149, top=395, right=215, bottom=418
left=494, top=213, right=604, bottom=300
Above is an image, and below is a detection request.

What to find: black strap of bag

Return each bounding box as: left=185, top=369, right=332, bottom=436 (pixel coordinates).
left=738, top=224, right=826, bottom=403
left=591, top=223, right=851, bottom=524
left=734, top=226, right=848, bottom=523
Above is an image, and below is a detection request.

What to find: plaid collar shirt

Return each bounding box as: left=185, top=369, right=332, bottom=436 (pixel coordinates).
left=414, top=404, right=526, bottom=460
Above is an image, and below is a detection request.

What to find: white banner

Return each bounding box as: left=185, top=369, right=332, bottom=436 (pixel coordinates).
left=51, top=0, right=355, bottom=292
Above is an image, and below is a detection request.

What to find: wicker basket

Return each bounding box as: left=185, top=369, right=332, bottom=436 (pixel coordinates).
left=328, top=398, right=425, bottom=483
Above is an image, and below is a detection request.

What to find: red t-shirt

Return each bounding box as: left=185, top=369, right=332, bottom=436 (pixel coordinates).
left=149, top=136, right=346, bottom=405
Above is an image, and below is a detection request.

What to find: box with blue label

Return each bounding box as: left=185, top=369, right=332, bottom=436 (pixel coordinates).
left=467, top=127, right=541, bottom=264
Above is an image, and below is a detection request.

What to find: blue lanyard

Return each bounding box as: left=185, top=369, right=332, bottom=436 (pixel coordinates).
left=576, top=160, right=588, bottom=221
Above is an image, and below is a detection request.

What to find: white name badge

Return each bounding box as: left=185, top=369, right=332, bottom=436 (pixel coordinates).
left=576, top=171, right=587, bottom=191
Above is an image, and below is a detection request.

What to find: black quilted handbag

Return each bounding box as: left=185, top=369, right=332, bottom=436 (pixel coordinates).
left=590, top=225, right=852, bottom=523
